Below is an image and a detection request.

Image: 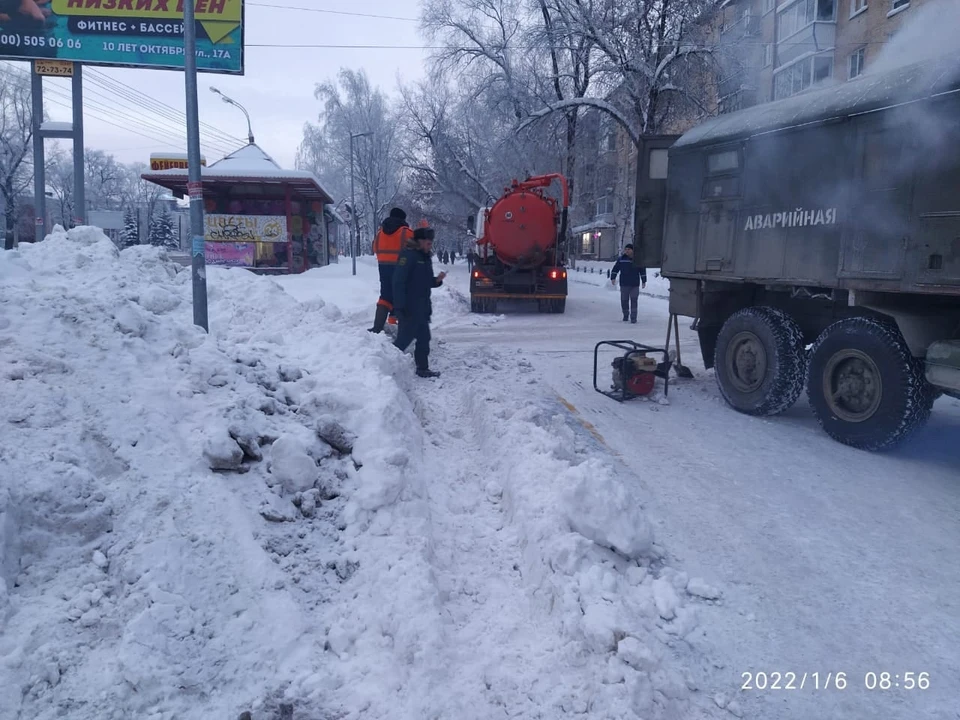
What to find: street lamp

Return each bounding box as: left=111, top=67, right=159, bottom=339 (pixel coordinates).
left=349, top=130, right=373, bottom=276
left=209, top=86, right=255, bottom=145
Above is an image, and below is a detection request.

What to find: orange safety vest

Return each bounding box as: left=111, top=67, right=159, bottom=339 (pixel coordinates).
left=373, top=225, right=412, bottom=265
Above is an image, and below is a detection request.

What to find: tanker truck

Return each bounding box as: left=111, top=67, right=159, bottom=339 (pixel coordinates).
left=631, top=55, right=960, bottom=451
left=467, top=174, right=569, bottom=314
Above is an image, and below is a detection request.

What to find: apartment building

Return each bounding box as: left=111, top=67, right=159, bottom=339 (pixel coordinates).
left=717, top=0, right=930, bottom=111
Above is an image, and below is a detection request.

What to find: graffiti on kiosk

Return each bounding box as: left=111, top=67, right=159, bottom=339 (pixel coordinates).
left=204, top=215, right=288, bottom=244
left=744, top=208, right=838, bottom=231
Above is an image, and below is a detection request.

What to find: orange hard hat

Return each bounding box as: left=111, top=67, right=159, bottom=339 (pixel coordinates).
left=417, top=218, right=429, bottom=228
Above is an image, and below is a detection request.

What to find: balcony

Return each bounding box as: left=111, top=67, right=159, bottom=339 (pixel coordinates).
left=720, top=12, right=761, bottom=43
left=777, top=21, right=836, bottom=67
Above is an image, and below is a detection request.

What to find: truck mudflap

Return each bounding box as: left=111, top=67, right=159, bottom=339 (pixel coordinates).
left=925, top=340, right=960, bottom=394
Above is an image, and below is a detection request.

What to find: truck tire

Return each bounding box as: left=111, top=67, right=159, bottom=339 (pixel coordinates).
left=713, top=306, right=806, bottom=416
left=806, top=317, right=934, bottom=451
left=471, top=297, right=483, bottom=314
left=554, top=299, right=566, bottom=314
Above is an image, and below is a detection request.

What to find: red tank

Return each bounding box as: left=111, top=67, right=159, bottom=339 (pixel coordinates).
left=482, top=174, right=569, bottom=269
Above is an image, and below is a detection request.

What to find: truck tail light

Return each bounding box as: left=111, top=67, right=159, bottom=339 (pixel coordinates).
left=472, top=270, right=481, bottom=278
left=549, top=269, right=567, bottom=280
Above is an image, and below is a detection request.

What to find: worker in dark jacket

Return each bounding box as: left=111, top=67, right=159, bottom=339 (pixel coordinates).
left=610, top=243, right=647, bottom=323
left=369, top=207, right=413, bottom=333
left=393, top=226, right=447, bottom=377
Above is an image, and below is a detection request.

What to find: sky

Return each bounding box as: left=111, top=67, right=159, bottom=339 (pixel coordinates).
left=26, top=1, right=429, bottom=170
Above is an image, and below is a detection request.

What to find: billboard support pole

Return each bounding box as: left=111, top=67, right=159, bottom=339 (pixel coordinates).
left=31, top=68, right=45, bottom=244
left=72, top=65, right=85, bottom=227
left=183, top=0, right=209, bottom=332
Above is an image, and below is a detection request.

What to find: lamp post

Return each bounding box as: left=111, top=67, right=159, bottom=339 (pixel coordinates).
left=349, top=130, right=372, bottom=276
left=209, top=86, right=255, bottom=144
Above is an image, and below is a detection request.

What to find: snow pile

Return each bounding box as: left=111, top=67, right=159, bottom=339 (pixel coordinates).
left=0, top=227, right=446, bottom=719
left=456, top=350, right=726, bottom=718
left=570, top=261, right=671, bottom=298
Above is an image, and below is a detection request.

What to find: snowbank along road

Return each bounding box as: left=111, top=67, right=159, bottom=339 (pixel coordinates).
left=1, top=230, right=729, bottom=720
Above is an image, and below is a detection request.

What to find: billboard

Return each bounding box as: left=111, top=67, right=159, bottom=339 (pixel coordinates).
left=0, top=0, right=244, bottom=74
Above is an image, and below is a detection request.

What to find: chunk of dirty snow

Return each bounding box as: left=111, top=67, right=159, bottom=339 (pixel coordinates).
left=564, top=462, right=653, bottom=559
left=687, top=577, right=722, bottom=600
left=92, top=550, right=108, bottom=569
left=78, top=609, right=100, bottom=627
left=114, top=305, right=146, bottom=337
left=485, top=481, right=503, bottom=501
left=269, top=435, right=318, bottom=494
left=617, top=636, right=660, bottom=672
left=137, top=287, right=181, bottom=314
left=603, top=656, right=626, bottom=684
left=652, top=577, right=680, bottom=620
left=203, top=432, right=244, bottom=471
left=316, top=415, right=355, bottom=455
left=581, top=601, right=618, bottom=652
left=229, top=423, right=263, bottom=461
left=626, top=565, right=647, bottom=586
left=259, top=495, right=297, bottom=523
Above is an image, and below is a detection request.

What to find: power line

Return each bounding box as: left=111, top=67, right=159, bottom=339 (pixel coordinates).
left=246, top=1, right=417, bottom=22
left=85, top=67, right=246, bottom=147
left=0, top=62, right=233, bottom=158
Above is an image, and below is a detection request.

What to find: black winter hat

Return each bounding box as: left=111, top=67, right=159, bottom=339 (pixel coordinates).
left=624, top=243, right=634, bottom=250
left=389, top=207, right=407, bottom=221
left=414, top=227, right=435, bottom=241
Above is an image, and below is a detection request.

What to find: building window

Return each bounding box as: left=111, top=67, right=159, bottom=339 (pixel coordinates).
left=774, top=54, right=834, bottom=99
left=778, top=0, right=836, bottom=41
left=849, top=47, right=866, bottom=78
left=890, top=0, right=909, bottom=10
left=850, top=0, right=867, bottom=15
left=649, top=149, right=669, bottom=179
left=763, top=43, right=774, bottom=67
left=764, top=0, right=775, bottom=12
left=581, top=232, right=594, bottom=255
left=595, top=196, right=614, bottom=216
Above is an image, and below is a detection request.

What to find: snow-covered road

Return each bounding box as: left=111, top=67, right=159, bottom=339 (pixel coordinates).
left=429, top=262, right=960, bottom=720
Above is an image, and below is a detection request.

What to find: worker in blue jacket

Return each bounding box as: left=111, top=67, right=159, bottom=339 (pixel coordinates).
left=610, top=243, right=647, bottom=323
left=393, top=226, right=447, bottom=377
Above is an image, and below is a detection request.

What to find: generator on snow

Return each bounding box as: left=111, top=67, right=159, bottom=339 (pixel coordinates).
left=593, top=340, right=672, bottom=402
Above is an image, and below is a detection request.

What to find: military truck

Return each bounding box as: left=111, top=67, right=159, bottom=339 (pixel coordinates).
left=634, top=55, right=960, bottom=450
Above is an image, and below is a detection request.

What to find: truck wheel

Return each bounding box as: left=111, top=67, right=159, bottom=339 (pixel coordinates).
left=713, top=306, right=806, bottom=416
left=554, top=299, right=566, bottom=314
left=537, top=299, right=550, bottom=313
left=806, top=317, right=934, bottom=451
left=471, top=297, right=482, bottom=314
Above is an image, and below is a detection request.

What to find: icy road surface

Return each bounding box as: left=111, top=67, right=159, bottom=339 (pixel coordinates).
left=291, top=258, right=960, bottom=720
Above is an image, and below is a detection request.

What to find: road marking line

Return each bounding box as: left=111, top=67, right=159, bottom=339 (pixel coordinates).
left=556, top=394, right=618, bottom=455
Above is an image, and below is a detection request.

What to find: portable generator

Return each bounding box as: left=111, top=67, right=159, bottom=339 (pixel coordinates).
left=593, top=340, right=671, bottom=402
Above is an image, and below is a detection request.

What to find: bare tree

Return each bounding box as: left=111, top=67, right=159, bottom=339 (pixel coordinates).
left=296, top=69, right=403, bottom=252
left=520, top=0, right=721, bottom=141
left=0, top=72, right=33, bottom=248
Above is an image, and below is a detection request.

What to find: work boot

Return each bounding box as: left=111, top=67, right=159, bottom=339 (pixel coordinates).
left=622, top=315, right=629, bottom=322
left=416, top=368, right=440, bottom=378
left=631, top=317, right=637, bottom=324
left=368, top=304, right=389, bottom=333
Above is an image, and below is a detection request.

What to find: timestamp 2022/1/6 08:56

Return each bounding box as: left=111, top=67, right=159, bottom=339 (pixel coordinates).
left=740, top=671, right=931, bottom=691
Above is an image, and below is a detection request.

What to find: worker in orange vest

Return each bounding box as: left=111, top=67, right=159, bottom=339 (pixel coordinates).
left=369, top=207, right=414, bottom=333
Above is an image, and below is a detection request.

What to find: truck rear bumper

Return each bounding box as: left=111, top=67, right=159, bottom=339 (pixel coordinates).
left=471, top=293, right=567, bottom=299
left=925, top=340, right=960, bottom=393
